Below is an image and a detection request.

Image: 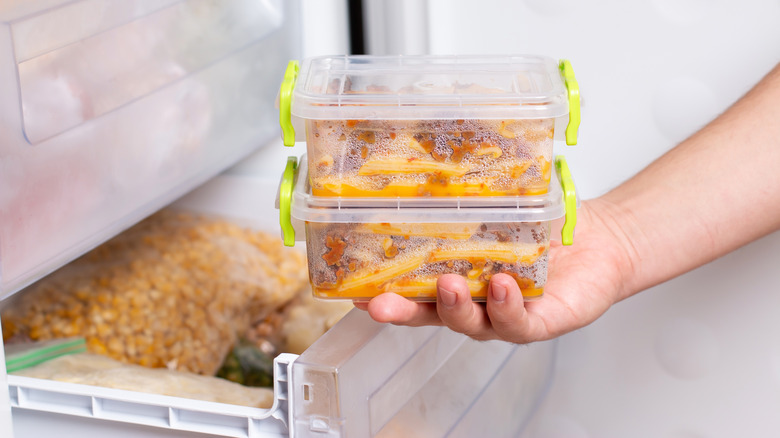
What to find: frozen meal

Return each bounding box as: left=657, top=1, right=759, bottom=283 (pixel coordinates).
left=279, top=55, right=580, bottom=197
left=305, top=221, right=550, bottom=300
left=278, top=155, right=577, bottom=301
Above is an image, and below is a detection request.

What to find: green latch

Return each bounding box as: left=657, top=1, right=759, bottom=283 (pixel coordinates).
left=559, top=60, right=580, bottom=146
left=279, top=60, right=300, bottom=147
left=555, top=156, right=577, bottom=246
left=279, top=156, right=298, bottom=246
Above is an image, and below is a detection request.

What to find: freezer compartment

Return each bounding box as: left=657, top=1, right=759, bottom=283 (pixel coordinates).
left=0, top=0, right=301, bottom=299
left=3, top=169, right=557, bottom=437
left=7, top=312, right=557, bottom=438
left=280, top=155, right=577, bottom=301
left=8, top=354, right=296, bottom=438
left=0, top=209, right=311, bottom=378
left=279, top=55, right=581, bottom=197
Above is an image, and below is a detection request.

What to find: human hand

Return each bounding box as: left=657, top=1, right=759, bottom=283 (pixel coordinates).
left=354, top=199, right=637, bottom=343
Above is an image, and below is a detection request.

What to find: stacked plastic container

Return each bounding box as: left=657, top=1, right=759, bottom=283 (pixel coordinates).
left=278, top=54, right=580, bottom=301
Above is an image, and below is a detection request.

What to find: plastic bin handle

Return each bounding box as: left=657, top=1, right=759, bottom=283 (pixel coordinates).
left=559, top=60, right=580, bottom=146
left=555, top=156, right=577, bottom=245
left=279, top=156, right=298, bottom=246
left=279, top=60, right=300, bottom=147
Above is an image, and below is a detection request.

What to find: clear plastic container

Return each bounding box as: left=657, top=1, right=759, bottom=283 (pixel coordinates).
left=278, top=55, right=580, bottom=197
left=278, top=155, right=577, bottom=301
left=0, top=0, right=301, bottom=300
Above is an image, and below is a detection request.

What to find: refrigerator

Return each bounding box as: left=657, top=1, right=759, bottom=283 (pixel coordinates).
left=0, top=1, right=557, bottom=437
left=2, top=0, right=779, bottom=437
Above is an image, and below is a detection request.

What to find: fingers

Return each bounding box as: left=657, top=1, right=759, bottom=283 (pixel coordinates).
left=485, top=273, right=540, bottom=343
left=357, top=274, right=545, bottom=343
left=436, top=274, right=494, bottom=340
left=364, top=292, right=442, bottom=327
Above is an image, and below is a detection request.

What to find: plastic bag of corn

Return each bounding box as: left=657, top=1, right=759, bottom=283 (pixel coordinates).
left=1, top=210, right=308, bottom=375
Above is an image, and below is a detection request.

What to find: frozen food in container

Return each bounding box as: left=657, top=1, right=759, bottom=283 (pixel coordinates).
left=277, top=155, right=577, bottom=301
left=278, top=55, right=580, bottom=197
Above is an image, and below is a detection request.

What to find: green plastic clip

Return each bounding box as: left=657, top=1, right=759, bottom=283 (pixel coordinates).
left=555, top=156, right=577, bottom=246
left=279, top=60, right=300, bottom=147
left=559, top=60, right=580, bottom=146
left=279, top=156, right=298, bottom=246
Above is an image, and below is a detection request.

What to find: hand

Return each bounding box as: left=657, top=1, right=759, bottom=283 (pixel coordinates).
left=354, top=199, right=637, bottom=343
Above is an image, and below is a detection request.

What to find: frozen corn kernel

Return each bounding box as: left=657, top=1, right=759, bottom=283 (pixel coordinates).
left=0, top=210, right=309, bottom=375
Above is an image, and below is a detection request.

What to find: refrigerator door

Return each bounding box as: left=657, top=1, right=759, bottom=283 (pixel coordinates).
left=363, top=1, right=780, bottom=436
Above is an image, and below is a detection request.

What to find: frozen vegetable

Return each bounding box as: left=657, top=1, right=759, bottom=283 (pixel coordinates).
left=241, top=287, right=353, bottom=357
left=1, top=210, right=308, bottom=375
left=215, top=286, right=352, bottom=387
left=217, top=339, right=275, bottom=387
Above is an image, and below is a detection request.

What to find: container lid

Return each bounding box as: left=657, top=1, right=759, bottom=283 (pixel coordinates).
left=277, top=154, right=577, bottom=245
left=278, top=56, right=581, bottom=146
left=292, top=54, right=576, bottom=119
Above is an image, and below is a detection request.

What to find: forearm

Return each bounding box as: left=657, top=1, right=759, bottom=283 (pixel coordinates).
left=600, top=62, right=780, bottom=300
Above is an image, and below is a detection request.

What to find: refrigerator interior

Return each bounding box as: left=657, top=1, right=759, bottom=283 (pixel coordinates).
left=1, top=1, right=561, bottom=437
left=361, top=1, right=780, bottom=437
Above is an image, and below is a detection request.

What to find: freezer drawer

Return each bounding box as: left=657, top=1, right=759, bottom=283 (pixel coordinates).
left=3, top=170, right=555, bottom=437
left=8, top=311, right=556, bottom=438
left=290, top=311, right=556, bottom=438
left=0, top=0, right=301, bottom=299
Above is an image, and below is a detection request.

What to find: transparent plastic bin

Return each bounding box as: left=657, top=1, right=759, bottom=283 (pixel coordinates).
left=7, top=312, right=557, bottom=438
left=277, top=55, right=581, bottom=197
left=0, top=0, right=301, bottom=299
left=277, top=155, right=578, bottom=301
left=4, top=172, right=557, bottom=438
left=289, top=310, right=557, bottom=438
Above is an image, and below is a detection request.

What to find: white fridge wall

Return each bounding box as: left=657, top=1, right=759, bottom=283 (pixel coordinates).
left=362, top=0, right=780, bottom=436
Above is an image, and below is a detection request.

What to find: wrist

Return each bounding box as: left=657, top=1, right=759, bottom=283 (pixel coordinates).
left=580, top=197, right=649, bottom=302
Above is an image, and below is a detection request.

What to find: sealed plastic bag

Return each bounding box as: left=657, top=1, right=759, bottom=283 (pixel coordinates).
left=1, top=210, right=308, bottom=375
left=217, top=289, right=353, bottom=387
left=243, top=286, right=354, bottom=357
left=13, top=353, right=275, bottom=408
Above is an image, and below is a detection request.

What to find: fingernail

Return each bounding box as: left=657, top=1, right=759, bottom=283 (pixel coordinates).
left=440, top=287, right=457, bottom=307
left=491, top=283, right=507, bottom=303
